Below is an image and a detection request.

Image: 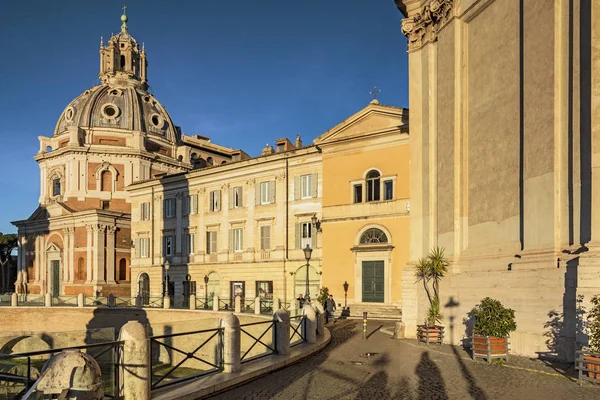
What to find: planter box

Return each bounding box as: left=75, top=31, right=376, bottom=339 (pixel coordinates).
left=471, top=335, right=509, bottom=363
left=417, top=325, right=444, bottom=345
left=575, top=350, right=600, bottom=384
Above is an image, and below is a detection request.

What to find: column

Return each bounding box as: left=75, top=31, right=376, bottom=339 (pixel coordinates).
left=15, top=234, right=23, bottom=292
left=93, top=225, right=106, bottom=284
left=86, top=225, right=93, bottom=283
left=106, top=226, right=116, bottom=284
left=34, top=235, right=42, bottom=283
left=69, top=229, right=75, bottom=283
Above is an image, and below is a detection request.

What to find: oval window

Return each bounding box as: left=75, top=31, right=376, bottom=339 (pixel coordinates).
left=101, top=103, right=120, bottom=119
left=65, top=107, right=75, bottom=121
left=150, top=113, right=164, bottom=129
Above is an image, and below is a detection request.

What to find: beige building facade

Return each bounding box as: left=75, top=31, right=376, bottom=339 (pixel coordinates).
left=397, top=0, right=599, bottom=360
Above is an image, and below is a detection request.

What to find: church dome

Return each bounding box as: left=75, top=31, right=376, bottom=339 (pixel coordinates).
left=53, top=84, right=180, bottom=145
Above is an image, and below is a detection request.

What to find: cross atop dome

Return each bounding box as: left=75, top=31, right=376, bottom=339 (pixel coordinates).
left=121, top=5, right=128, bottom=33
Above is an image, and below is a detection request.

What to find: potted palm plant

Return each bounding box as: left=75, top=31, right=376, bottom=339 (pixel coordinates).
left=470, top=297, right=516, bottom=363
left=415, top=247, right=448, bottom=345
left=583, top=295, right=600, bottom=379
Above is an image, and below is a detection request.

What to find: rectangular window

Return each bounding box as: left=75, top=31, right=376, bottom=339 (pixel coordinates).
left=233, top=228, right=243, bottom=252
left=256, top=281, right=273, bottom=298
left=301, top=175, right=312, bottom=199
left=210, top=190, right=221, bottom=212
left=184, top=233, right=195, bottom=255
left=384, top=180, right=393, bottom=200
left=367, top=179, right=381, bottom=202
left=140, top=202, right=150, bottom=221
left=137, top=237, right=149, bottom=258
left=231, top=186, right=243, bottom=209
left=206, top=231, right=218, bottom=254
left=260, top=226, right=271, bottom=250
left=353, top=184, right=362, bottom=203
left=163, top=198, right=175, bottom=218
left=184, top=194, right=198, bottom=215
left=52, top=178, right=61, bottom=196
left=260, top=181, right=271, bottom=205
left=163, top=235, right=174, bottom=256
left=301, top=222, right=312, bottom=249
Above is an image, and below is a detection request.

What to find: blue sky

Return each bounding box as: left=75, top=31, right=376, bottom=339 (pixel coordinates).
left=0, top=0, right=408, bottom=234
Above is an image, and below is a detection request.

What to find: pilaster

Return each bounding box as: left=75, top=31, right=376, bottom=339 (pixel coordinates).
left=86, top=225, right=93, bottom=283
left=93, top=224, right=107, bottom=284
left=106, top=226, right=117, bottom=284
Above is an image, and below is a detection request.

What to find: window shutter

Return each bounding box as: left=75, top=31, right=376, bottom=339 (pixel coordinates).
left=229, top=229, right=233, bottom=251
left=311, top=173, right=318, bottom=198
left=240, top=229, right=243, bottom=250
left=206, top=232, right=210, bottom=253
left=238, top=187, right=243, bottom=208
left=255, top=184, right=261, bottom=205
left=216, top=190, right=221, bottom=211
left=190, top=233, right=195, bottom=253
left=270, top=180, right=276, bottom=204
left=182, top=234, right=188, bottom=254
left=229, top=188, right=234, bottom=209
left=162, top=236, right=166, bottom=256
left=294, top=176, right=301, bottom=200
left=295, top=223, right=301, bottom=249
left=193, top=194, right=198, bottom=214
left=135, top=238, right=140, bottom=258
left=162, top=199, right=167, bottom=217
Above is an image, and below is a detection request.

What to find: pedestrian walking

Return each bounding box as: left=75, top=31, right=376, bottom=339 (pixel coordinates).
left=297, top=294, right=305, bottom=309
left=324, top=294, right=336, bottom=323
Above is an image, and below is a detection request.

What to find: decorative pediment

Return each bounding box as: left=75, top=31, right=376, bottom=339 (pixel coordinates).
left=46, top=242, right=62, bottom=253
left=314, top=102, right=407, bottom=145
left=28, top=206, right=50, bottom=221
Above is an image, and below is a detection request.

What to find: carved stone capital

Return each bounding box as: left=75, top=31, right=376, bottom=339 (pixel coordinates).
left=62, top=227, right=74, bottom=235
left=246, top=178, right=256, bottom=186
left=401, top=0, right=453, bottom=51
left=106, top=226, right=117, bottom=234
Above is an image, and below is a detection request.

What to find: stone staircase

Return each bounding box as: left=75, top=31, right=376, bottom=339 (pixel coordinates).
left=342, top=303, right=402, bottom=320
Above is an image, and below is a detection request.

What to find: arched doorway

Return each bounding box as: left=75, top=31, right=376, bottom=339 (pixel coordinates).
left=353, top=226, right=393, bottom=304
left=138, top=273, right=150, bottom=305
left=293, top=265, right=320, bottom=301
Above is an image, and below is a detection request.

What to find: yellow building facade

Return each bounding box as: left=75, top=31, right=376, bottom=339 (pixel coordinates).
left=128, top=101, right=410, bottom=316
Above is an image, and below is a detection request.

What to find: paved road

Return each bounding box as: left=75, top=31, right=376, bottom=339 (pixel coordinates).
left=208, top=320, right=600, bottom=400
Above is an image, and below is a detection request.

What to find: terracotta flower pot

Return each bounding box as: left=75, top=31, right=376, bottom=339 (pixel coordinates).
left=584, top=355, right=600, bottom=379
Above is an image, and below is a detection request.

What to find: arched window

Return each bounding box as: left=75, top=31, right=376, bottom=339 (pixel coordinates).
left=139, top=273, right=150, bottom=305
left=366, top=170, right=381, bottom=202
left=118, top=258, right=127, bottom=281
left=206, top=157, right=214, bottom=166
left=101, top=170, right=112, bottom=192
left=359, top=228, right=388, bottom=244
left=76, top=257, right=86, bottom=282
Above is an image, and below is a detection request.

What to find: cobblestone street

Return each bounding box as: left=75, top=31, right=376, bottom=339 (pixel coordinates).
left=209, top=320, right=600, bottom=400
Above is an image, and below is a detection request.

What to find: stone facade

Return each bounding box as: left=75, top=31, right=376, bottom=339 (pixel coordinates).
left=397, top=0, right=599, bottom=360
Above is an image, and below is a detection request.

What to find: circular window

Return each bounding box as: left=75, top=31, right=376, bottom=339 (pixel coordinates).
left=149, top=113, right=164, bottom=129
left=65, top=107, right=75, bottom=122
left=109, top=89, right=122, bottom=96
left=101, top=103, right=120, bottom=119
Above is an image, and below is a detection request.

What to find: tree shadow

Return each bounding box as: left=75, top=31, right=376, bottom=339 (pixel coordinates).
left=415, top=351, right=448, bottom=400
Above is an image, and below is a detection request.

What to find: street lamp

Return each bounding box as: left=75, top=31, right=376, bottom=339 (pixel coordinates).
left=343, top=281, right=349, bottom=309
left=303, top=244, right=313, bottom=302
left=204, top=274, right=209, bottom=309
left=162, top=260, right=170, bottom=297
left=311, top=214, right=322, bottom=232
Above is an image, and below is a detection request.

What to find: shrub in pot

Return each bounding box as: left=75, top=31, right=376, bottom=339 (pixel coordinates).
left=584, top=295, right=600, bottom=379
left=415, top=247, right=448, bottom=345
left=470, top=297, right=517, bottom=363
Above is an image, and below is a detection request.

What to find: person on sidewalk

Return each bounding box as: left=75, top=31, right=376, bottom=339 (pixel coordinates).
left=324, top=294, right=336, bottom=323
left=297, top=294, right=305, bottom=309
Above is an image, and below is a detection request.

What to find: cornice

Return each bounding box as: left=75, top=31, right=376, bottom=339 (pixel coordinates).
left=401, top=0, right=454, bottom=52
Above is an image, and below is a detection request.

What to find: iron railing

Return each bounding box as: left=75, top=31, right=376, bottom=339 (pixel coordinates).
left=239, top=320, right=276, bottom=363
left=85, top=296, right=109, bottom=307
left=113, top=296, right=136, bottom=308
left=241, top=299, right=256, bottom=313
left=18, top=295, right=44, bottom=306
left=144, top=296, right=164, bottom=308
left=290, top=314, right=307, bottom=347
left=150, top=327, right=222, bottom=390
left=195, top=297, right=212, bottom=310
left=219, top=299, right=232, bottom=311
left=53, top=295, right=79, bottom=307
left=0, top=340, right=123, bottom=398
left=260, top=299, right=273, bottom=314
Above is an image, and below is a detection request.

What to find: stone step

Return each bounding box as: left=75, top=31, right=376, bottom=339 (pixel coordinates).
left=342, top=304, right=402, bottom=320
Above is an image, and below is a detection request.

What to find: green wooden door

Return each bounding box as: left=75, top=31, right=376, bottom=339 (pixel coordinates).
left=362, top=261, right=384, bottom=303
left=51, top=260, right=60, bottom=297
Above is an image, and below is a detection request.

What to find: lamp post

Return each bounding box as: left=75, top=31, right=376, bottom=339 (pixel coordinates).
left=303, top=244, right=313, bottom=302
left=343, top=281, right=349, bottom=309
left=162, top=260, right=170, bottom=297
left=204, top=274, right=209, bottom=309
